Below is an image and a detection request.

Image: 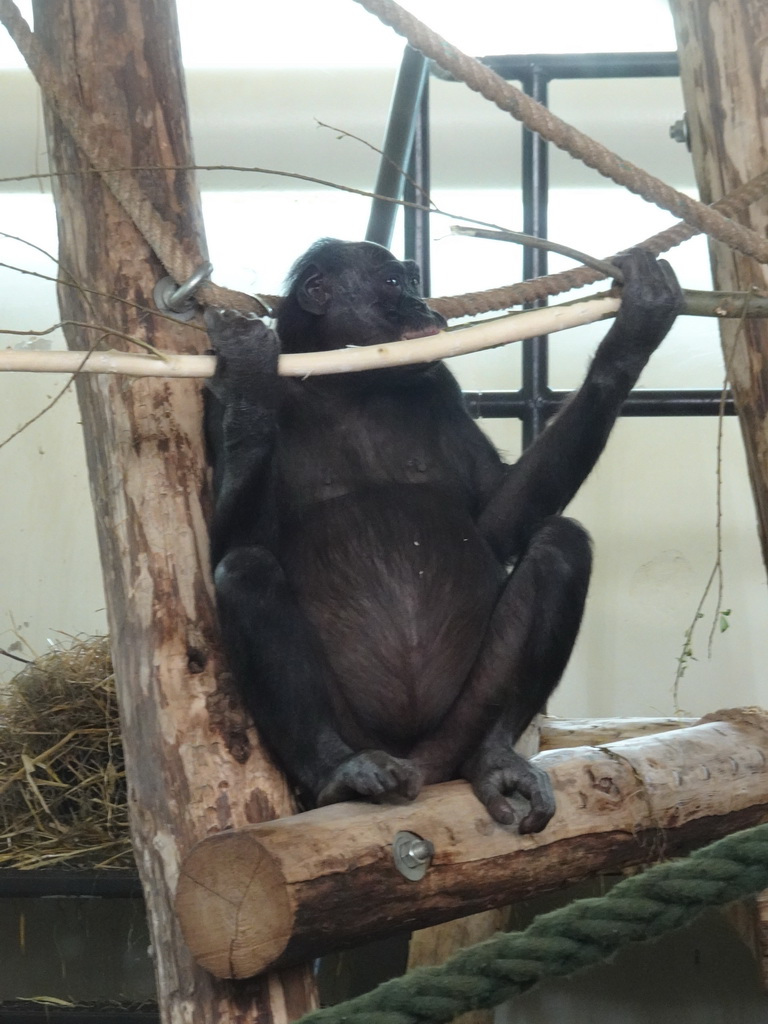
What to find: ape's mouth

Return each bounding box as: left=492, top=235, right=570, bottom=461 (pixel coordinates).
left=400, top=324, right=443, bottom=341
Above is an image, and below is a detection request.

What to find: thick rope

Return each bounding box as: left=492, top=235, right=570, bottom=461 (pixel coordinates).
left=257, top=161, right=768, bottom=318
left=295, top=823, right=768, bottom=1024
left=428, top=167, right=768, bottom=318
left=256, top=158, right=768, bottom=321
left=3, top=0, right=768, bottom=324
left=354, top=0, right=768, bottom=268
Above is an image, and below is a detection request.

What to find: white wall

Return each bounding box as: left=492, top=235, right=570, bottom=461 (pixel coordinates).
left=1, top=8, right=767, bottom=721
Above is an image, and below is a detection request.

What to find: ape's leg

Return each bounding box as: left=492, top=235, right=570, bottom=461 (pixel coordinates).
left=410, top=516, right=592, bottom=832
left=215, top=546, right=422, bottom=806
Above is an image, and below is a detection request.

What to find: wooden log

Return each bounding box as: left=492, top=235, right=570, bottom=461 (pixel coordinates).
left=175, top=710, right=768, bottom=980
left=670, top=0, right=768, bottom=572
left=29, top=3, right=316, bottom=1022
left=539, top=715, right=695, bottom=749
left=403, top=714, right=695, bottom=1024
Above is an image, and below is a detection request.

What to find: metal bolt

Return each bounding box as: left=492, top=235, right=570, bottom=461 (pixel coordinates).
left=669, top=114, right=691, bottom=150
left=392, top=830, right=435, bottom=880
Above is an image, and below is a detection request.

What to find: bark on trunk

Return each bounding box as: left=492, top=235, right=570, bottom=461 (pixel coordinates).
left=670, top=0, right=768, bottom=572
left=30, top=2, right=316, bottom=1020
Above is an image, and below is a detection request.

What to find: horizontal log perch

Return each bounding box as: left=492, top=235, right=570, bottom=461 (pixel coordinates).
left=539, top=715, right=695, bottom=748
left=175, top=709, right=768, bottom=980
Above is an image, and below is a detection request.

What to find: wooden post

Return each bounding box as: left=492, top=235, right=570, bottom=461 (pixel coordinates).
left=175, top=712, right=768, bottom=979
left=670, top=0, right=768, bottom=572
left=670, top=1, right=768, bottom=985
left=29, top=3, right=316, bottom=1021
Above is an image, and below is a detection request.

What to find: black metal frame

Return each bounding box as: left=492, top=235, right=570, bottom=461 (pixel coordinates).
left=366, top=48, right=733, bottom=447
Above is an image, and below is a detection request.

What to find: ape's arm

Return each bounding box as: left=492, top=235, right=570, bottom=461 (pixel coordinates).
left=204, top=309, right=282, bottom=568
left=477, top=251, right=682, bottom=560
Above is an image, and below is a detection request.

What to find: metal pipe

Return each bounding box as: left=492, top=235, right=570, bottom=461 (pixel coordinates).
left=404, top=75, right=432, bottom=293
left=366, top=45, right=429, bottom=248
left=521, top=66, right=551, bottom=447
left=465, top=390, right=735, bottom=419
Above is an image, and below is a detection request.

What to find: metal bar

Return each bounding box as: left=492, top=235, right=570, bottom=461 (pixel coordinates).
left=0, top=1009, right=158, bottom=1024
left=465, top=390, right=735, bottom=419
left=520, top=66, right=551, bottom=447
left=404, top=72, right=432, bottom=294
left=426, top=50, right=719, bottom=431
left=430, top=51, right=680, bottom=81
left=0, top=870, right=142, bottom=898
left=366, top=45, right=429, bottom=248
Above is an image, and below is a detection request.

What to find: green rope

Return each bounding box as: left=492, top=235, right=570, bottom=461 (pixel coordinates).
left=297, top=823, right=768, bottom=1024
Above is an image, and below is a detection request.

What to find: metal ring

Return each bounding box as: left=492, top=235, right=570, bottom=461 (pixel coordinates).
left=153, top=261, right=214, bottom=321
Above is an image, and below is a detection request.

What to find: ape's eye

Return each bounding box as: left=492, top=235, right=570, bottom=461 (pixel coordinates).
left=385, top=275, right=401, bottom=288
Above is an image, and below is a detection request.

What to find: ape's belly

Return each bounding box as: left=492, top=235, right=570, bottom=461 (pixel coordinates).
left=281, top=485, right=504, bottom=753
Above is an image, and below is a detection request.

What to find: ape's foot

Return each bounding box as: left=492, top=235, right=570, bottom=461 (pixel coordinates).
left=463, top=748, right=555, bottom=834
left=317, top=750, right=423, bottom=807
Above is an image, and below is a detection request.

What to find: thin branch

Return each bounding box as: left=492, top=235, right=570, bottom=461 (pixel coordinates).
left=672, top=305, right=747, bottom=708
left=2, top=320, right=168, bottom=358
left=0, top=338, right=110, bottom=452
left=0, top=163, right=626, bottom=288
left=0, top=259, right=206, bottom=331
left=315, top=119, right=435, bottom=208
left=451, top=226, right=622, bottom=280
left=0, top=294, right=621, bottom=379
left=0, top=647, right=32, bottom=665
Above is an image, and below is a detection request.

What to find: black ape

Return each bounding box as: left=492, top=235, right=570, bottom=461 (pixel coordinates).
left=204, top=239, right=681, bottom=833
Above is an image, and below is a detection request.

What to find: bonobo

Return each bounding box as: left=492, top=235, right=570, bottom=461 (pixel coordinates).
left=204, top=238, right=681, bottom=833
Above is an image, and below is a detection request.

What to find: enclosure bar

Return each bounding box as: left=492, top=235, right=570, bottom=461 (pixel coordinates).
left=403, top=73, right=432, bottom=293
left=520, top=65, right=551, bottom=447
left=366, top=44, right=429, bottom=247
left=470, top=51, right=680, bottom=81
left=0, top=1011, right=159, bottom=1024
left=410, top=51, right=730, bottom=425
left=0, top=869, right=142, bottom=898
left=466, top=389, right=735, bottom=419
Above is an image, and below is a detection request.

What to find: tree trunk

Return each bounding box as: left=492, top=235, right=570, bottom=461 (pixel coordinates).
left=670, top=0, right=768, bottom=572
left=30, top=2, right=316, bottom=1020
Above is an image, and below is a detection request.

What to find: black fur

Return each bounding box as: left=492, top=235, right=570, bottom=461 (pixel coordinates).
left=204, top=239, right=682, bottom=833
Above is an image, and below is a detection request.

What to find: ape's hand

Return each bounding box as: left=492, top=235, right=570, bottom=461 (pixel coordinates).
left=611, top=248, right=683, bottom=351
left=204, top=308, right=280, bottom=401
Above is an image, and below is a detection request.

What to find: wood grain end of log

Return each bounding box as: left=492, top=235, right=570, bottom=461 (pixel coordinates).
left=176, top=830, right=293, bottom=979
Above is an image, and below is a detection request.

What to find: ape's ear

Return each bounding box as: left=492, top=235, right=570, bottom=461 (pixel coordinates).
left=296, top=265, right=331, bottom=315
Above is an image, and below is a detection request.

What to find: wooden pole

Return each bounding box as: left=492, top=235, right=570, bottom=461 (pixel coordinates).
left=539, top=715, right=694, bottom=748
left=175, top=712, right=768, bottom=980
left=670, top=2, right=768, bottom=985
left=670, top=0, right=768, bottom=573
left=29, top=3, right=316, bottom=1021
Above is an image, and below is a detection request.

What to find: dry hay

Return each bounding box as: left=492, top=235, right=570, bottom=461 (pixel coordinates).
left=0, top=636, right=132, bottom=870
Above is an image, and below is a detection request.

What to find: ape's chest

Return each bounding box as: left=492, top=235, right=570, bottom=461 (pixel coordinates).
left=275, top=390, right=470, bottom=508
